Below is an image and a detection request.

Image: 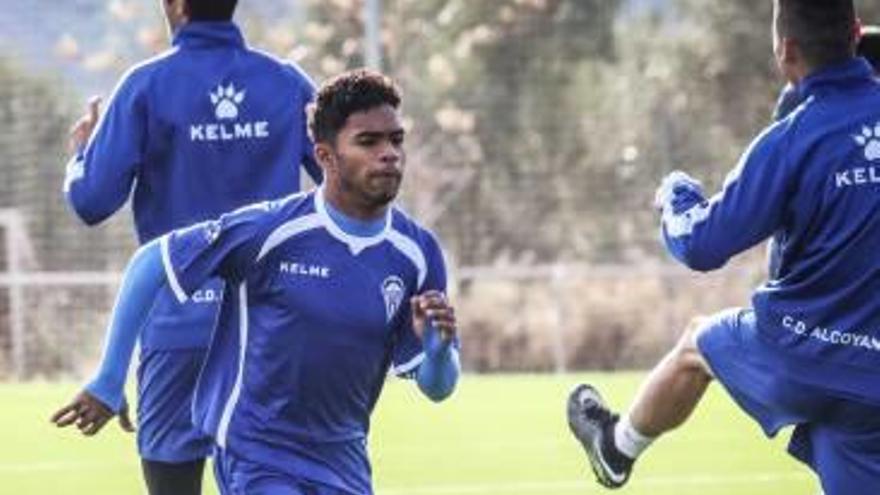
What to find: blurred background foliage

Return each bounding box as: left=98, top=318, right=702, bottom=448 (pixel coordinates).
left=1, top=0, right=878, bottom=374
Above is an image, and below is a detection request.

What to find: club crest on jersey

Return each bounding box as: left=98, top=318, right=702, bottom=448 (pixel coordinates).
left=381, top=276, right=406, bottom=322
left=190, top=82, right=270, bottom=142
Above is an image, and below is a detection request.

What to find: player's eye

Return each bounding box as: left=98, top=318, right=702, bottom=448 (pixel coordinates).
left=357, top=136, right=379, bottom=147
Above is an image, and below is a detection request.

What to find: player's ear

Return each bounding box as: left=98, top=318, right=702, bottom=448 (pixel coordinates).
left=179, top=0, right=191, bottom=23
left=779, top=36, right=795, bottom=63
left=314, top=142, right=337, bottom=173
left=778, top=36, right=804, bottom=79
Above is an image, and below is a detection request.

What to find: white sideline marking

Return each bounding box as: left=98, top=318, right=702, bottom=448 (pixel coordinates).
left=378, top=471, right=812, bottom=494
left=0, top=462, right=812, bottom=492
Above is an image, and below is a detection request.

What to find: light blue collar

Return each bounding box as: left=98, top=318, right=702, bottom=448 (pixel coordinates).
left=324, top=197, right=387, bottom=237
left=314, top=187, right=392, bottom=255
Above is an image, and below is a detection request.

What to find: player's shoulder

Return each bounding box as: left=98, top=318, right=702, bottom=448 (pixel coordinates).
left=389, top=207, right=445, bottom=256
left=105, top=48, right=179, bottom=99
left=244, top=190, right=326, bottom=261
left=242, top=48, right=316, bottom=93
left=775, top=87, right=877, bottom=154
left=119, top=47, right=180, bottom=84
left=240, top=190, right=316, bottom=224
left=214, top=190, right=311, bottom=232
left=743, top=100, right=811, bottom=163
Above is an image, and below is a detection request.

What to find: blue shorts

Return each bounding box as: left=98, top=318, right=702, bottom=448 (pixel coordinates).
left=213, top=448, right=353, bottom=495
left=136, top=348, right=213, bottom=462
left=697, top=308, right=880, bottom=495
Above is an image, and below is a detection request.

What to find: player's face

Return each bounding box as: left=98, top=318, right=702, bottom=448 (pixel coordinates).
left=323, top=104, right=406, bottom=217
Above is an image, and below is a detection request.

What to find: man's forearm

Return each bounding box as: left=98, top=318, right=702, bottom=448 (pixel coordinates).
left=85, top=240, right=166, bottom=412
left=416, top=323, right=460, bottom=402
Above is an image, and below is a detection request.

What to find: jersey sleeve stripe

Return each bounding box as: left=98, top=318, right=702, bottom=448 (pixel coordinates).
left=256, top=213, right=322, bottom=262
left=160, top=234, right=189, bottom=303
left=216, top=283, right=249, bottom=449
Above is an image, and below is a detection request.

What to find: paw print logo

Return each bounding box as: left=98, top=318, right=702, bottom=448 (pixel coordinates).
left=209, top=84, right=246, bottom=120
left=853, top=123, right=880, bottom=161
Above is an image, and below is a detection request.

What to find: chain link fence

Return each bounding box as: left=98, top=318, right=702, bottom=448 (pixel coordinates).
left=5, top=0, right=865, bottom=378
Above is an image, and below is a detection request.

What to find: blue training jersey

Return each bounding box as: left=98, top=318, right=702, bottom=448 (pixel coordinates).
left=661, top=58, right=880, bottom=405
left=64, top=21, right=320, bottom=350
left=159, top=189, right=447, bottom=494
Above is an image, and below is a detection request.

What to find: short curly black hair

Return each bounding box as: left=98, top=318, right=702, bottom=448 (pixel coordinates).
left=308, top=69, right=402, bottom=145
left=186, top=0, right=237, bottom=21
left=776, top=0, right=856, bottom=69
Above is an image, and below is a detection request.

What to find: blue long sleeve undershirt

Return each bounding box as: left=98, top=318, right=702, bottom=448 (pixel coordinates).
left=87, top=203, right=459, bottom=411
left=86, top=240, right=165, bottom=412
left=416, top=323, right=460, bottom=402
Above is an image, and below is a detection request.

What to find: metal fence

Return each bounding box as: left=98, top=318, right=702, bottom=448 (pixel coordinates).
left=0, top=208, right=765, bottom=378
left=0, top=0, right=786, bottom=379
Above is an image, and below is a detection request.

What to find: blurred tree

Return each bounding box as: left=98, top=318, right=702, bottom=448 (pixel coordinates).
left=293, top=0, right=623, bottom=265
left=20, top=0, right=880, bottom=270
left=0, top=56, right=132, bottom=271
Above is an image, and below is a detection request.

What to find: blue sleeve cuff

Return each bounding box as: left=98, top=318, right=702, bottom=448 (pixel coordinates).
left=85, top=376, right=126, bottom=413
left=416, top=323, right=460, bottom=402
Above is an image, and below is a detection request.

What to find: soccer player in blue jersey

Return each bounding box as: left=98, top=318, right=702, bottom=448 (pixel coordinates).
left=52, top=69, right=461, bottom=495
left=768, top=24, right=879, bottom=276
left=50, top=1, right=320, bottom=493
left=568, top=1, right=880, bottom=494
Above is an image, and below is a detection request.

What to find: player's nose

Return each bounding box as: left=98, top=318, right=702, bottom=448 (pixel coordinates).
left=377, top=143, right=403, bottom=168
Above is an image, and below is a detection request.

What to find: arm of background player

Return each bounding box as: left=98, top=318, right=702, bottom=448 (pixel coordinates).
left=85, top=240, right=165, bottom=412
left=51, top=240, right=164, bottom=435
left=657, top=123, right=792, bottom=271
left=412, top=292, right=460, bottom=402
left=64, top=72, right=146, bottom=225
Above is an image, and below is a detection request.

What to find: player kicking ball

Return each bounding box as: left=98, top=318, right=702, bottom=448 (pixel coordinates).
left=52, top=69, right=461, bottom=494
left=568, top=1, right=880, bottom=494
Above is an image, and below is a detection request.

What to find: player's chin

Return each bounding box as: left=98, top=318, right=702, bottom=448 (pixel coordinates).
left=366, top=184, right=400, bottom=206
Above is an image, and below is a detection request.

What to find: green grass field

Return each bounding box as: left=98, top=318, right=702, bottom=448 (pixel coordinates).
left=1, top=373, right=818, bottom=494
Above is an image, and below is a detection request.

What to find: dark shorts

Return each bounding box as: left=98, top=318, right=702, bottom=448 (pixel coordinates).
left=697, top=308, right=880, bottom=495
left=137, top=348, right=213, bottom=462
left=213, top=448, right=353, bottom=495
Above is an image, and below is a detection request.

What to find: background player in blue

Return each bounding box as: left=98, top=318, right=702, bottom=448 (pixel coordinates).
left=567, top=1, right=880, bottom=494
left=50, top=0, right=321, bottom=493
left=52, top=69, right=461, bottom=495
left=767, top=24, right=878, bottom=277
left=774, top=23, right=880, bottom=123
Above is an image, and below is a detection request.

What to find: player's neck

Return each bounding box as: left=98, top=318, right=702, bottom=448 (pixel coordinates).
left=322, top=191, right=387, bottom=237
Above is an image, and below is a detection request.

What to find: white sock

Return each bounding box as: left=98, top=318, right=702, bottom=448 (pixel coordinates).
left=614, top=414, right=654, bottom=460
